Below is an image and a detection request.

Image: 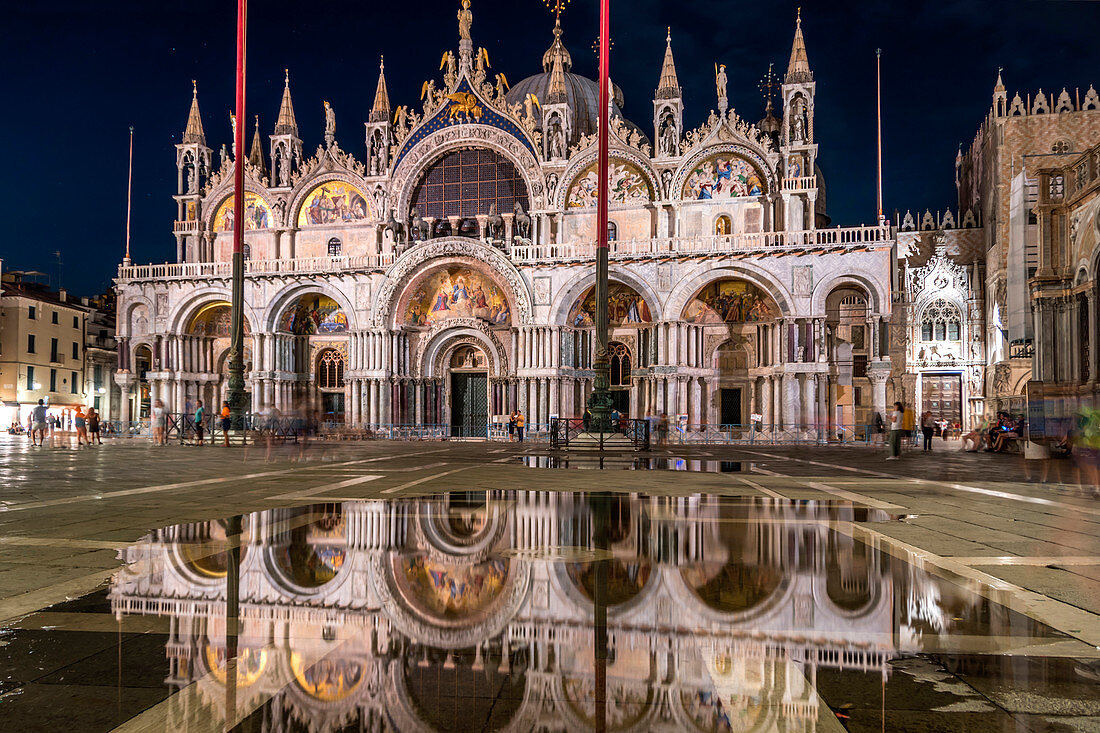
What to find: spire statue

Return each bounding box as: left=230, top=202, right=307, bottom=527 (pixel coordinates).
left=458, top=0, right=472, bottom=41
left=323, top=101, right=336, bottom=148
left=715, top=63, right=728, bottom=114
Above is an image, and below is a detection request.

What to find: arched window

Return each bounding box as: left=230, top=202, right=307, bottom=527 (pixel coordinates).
left=714, top=215, right=732, bottom=236
left=410, top=148, right=530, bottom=220
left=920, top=299, right=962, bottom=342
left=242, top=243, right=251, bottom=261
left=327, top=237, right=342, bottom=256
left=607, top=221, right=618, bottom=242
left=317, top=349, right=345, bottom=389
left=609, top=341, right=631, bottom=387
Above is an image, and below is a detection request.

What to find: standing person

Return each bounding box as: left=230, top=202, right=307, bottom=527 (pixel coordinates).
left=87, top=407, right=102, bottom=445
left=871, top=411, right=885, bottom=446
left=508, top=410, right=517, bottom=442
left=657, top=412, right=670, bottom=446
left=151, top=399, right=167, bottom=445
left=887, top=402, right=904, bottom=460
left=220, top=401, right=232, bottom=447
left=193, top=399, right=205, bottom=446
left=921, top=411, right=935, bottom=451
left=609, top=407, right=621, bottom=433
left=74, top=406, right=88, bottom=447
left=29, top=399, right=48, bottom=447
left=902, top=402, right=916, bottom=448
left=515, top=410, right=525, bottom=443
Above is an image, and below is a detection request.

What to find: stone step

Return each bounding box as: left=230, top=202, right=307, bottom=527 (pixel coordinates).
left=566, top=432, right=638, bottom=451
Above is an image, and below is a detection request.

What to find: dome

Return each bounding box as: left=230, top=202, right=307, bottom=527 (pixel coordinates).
left=506, top=19, right=646, bottom=146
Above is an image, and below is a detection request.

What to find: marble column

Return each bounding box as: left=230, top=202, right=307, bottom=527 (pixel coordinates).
left=1089, top=291, right=1099, bottom=385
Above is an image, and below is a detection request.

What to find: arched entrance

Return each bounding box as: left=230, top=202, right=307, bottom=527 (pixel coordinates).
left=317, top=348, right=347, bottom=423
left=274, top=293, right=350, bottom=421
left=133, top=344, right=153, bottom=418
left=714, top=341, right=750, bottom=426
left=448, top=344, right=489, bottom=438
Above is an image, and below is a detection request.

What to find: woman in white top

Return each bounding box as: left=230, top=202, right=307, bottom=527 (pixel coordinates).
left=152, top=399, right=167, bottom=446
left=887, top=402, right=904, bottom=460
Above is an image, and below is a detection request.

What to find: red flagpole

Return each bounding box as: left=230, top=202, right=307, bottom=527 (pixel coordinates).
left=124, top=126, right=133, bottom=265
left=227, top=0, right=248, bottom=428
left=597, top=1, right=610, bottom=255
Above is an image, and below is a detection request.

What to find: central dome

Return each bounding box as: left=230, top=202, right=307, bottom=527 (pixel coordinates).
left=504, top=18, right=644, bottom=144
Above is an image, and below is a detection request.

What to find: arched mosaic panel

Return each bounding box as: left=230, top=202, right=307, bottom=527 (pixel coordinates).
left=682, top=279, right=774, bottom=324
left=682, top=154, right=766, bottom=200
left=187, top=303, right=251, bottom=336
left=404, top=266, right=512, bottom=328
left=569, top=283, right=652, bottom=327
left=296, top=181, right=374, bottom=226
left=213, top=193, right=271, bottom=231
left=279, top=294, right=349, bottom=335
left=567, top=160, right=652, bottom=208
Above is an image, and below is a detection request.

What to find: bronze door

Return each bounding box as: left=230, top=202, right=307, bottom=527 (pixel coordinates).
left=922, top=374, right=961, bottom=427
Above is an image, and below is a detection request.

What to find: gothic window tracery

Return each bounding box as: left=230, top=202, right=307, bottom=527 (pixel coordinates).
left=327, top=237, right=342, bottom=257
left=609, top=341, right=631, bottom=387
left=317, top=349, right=346, bottom=390
left=920, top=299, right=961, bottom=342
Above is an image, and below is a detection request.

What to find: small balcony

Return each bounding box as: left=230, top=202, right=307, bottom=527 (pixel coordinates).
left=173, top=220, right=201, bottom=234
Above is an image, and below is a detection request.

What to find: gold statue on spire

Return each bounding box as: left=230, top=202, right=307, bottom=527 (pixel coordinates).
left=458, top=0, right=472, bottom=41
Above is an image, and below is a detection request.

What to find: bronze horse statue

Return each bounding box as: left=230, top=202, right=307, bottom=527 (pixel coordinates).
left=408, top=207, right=431, bottom=241
left=513, top=201, right=532, bottom=240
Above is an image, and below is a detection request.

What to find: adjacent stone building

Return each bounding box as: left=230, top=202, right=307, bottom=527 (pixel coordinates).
left=896, top=76, right=1100, bottom=428
left=115, top=8, right=894, bottom=435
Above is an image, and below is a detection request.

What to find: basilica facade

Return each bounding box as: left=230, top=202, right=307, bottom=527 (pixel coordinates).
left=114, top=8, right=893, bottom=435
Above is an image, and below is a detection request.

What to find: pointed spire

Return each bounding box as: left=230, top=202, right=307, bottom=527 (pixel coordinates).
left=542, top=15, right=572, bottom=74
left=182, top=80, right=206, bottom=145
left=994, top=66, right=1005, bottom=93
left=655, top=27, right=681, bottom=100
left=785, top=8, right=813, bottom=83
left=249, top=115, right=266, bottom=174
left=370, top=56, right=391, bottom=123
left=274, top=69, right=299, bottom=137
left=547, top=46, right=568, bottom=105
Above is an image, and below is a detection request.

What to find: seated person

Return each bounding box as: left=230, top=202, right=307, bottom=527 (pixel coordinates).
left=992, top=415, right=1025, bottom=452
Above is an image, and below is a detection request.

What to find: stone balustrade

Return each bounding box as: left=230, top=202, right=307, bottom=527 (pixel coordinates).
left=118, top=224, right=891, bottom=282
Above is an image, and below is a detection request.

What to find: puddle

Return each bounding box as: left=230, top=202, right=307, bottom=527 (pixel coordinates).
left=519, top=455, right=754, bottom=472
left=2, top=492, right=1095, bottom=732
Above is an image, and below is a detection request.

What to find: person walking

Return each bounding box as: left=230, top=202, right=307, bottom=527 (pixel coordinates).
left=220, top=401, right=232, bottom=447
left=152, top=399, right=167, bottom=445
left=193, top=399, right=205, bottom=446
left=87, top=407, right=102, bottom=445
left=515, top=410, right=525, bottom=443
left=29, top=399, right=48, bottom=447
left=74, top=406, right=88, bottom=447
left=921, top=411, right=935, bottom=451
left=887, top=402, right=904, bottom=460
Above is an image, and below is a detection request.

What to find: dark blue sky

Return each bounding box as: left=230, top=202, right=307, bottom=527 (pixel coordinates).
left=2, top=1, right=1096, bottom=296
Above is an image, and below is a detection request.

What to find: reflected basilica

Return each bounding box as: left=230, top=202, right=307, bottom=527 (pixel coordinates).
left=108, top=492, right=1032, bottom=732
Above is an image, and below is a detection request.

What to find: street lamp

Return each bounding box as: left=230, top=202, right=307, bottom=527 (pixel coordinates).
left=585, top=0, right=614, bottom=434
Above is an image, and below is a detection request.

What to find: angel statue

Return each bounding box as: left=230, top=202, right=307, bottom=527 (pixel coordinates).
left=393, top=105, right=408, bottom=131
left=524, top=93, right=541, bottom=126
left=457, top=0, right=472, bottom=41
left=421, top=80, right=438, bottom=109
left=476, top=47, right=490, bottom=77
left=495, top=73, right=510, bottom=100
left=229, top=111, right=237, bottom=155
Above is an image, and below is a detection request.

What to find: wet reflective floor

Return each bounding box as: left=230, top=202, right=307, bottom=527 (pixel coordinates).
left=518, top=455, right=754, bottom=471
left=2, top=492, right=1098, bottom=732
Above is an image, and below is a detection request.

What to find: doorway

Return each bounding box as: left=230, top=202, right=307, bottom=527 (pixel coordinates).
left=451, top=372, right=488, bottom=438
left=321, top=392, right=345, bottom=423
left=921, top=373, right=961, bottom=429
left=719, top=388, right=742, bottom=426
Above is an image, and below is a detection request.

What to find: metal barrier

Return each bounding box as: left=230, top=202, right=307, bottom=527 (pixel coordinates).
left=657, top=423, right=877, bottom=446
left=550, top=418, right=651, bottom=451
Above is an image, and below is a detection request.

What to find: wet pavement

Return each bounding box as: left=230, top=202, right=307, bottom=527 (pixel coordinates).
left=0, top=435, right=1098, bottom=731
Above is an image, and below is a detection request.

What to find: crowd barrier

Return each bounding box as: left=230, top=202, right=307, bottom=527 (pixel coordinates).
left=52, top=417, right=884, bottom=447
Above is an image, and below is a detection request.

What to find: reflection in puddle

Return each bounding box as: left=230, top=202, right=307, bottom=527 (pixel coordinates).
left=7, top=493, right=1086, bottom=732
left=519, top=455, right=753, bottom=472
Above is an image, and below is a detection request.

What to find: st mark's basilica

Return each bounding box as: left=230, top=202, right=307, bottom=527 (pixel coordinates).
left=113, top=5, right=896, bottom=434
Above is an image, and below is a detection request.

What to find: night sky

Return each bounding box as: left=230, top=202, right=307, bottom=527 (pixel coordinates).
left=3, top=1, right=1097, bottom=296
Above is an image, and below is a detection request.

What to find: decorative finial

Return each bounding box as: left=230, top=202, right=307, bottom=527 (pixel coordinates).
left=284, top=68, right=289, bottom=86
left=544, top=0, right=570, bottom=19
left=191, top=79, right=197, bottom=96
left=797, top=6, right=801, bottom=24
left=380, top=55, right=385, bottom=72
left=759, top=62, right=779, bottom=105
left=254, top=114, right=259, bottom=127
left=666, top=26, right=671, bottom=43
